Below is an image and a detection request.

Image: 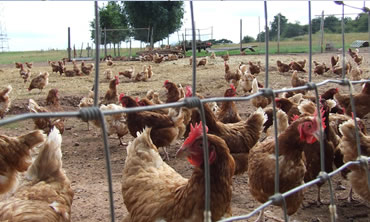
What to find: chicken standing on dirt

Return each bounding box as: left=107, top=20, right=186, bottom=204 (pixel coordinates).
left=248, top=110, right=326, bottom=221
left=313, top=61, right=330, bottom=75
left=290, top=61, right=306, bottom=72
left=248, top=61, right=261, bottom=75
left=277, top=60, right=290, bottom=73
left=96, top=104, right=128, bottom=146
left=78, top=87, right=95, bottom=130
left=81, top=61, right=94, bottom=75
left=120, top=94, right=185, bottom=160
left=196, top=103, right=266, bottom=175
left=197, top=57, right=208, bottom=67
left=353, top=53, right=363, bottom=66
left=301, top=100, right=341, bottom=205
left=28, top=72, right=49, bottom=92
left=102, top=76, right=119, bottom=105
left=25, top=62, right=33, bottom=69
left=0, top=130, right=46, bottom=195
left=28, top=89, right=65, bottom=134
left=334, top=82, right=370, bottom=118
left=121, top=123, right=235, bottom=222
left=224, top=62, right=241, bottom=88
left=331, top=55, right=340, bottom=68
left=134, top=65, right=149, bottom=82
left=0, top=85, right=12, bottom=119
left=119, top=66, right=135, bottom=79
left=339, top=119, right=370, bottom=202
left=251, top=78, right=271, bottom=109
left=164, top=80, right=182, bottom=103
left=217, top=84, right=241, bottom=124
left=0, top=128, right=74, bottom=222
left=291, top=71, right=307, bottom=88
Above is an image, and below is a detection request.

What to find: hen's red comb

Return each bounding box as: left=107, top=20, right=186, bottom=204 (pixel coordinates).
left=313, top=106, right=326, bottom=129
left=230, top=84, right=236, bottom=91
left=119, top=93, right=125, bottom=101
left=185, top=85, right=193, bottom=97
left=335, top=88, right=339, bottom=93
left=183, top=121, right=208, bottom=146
left=291, top=114, right=300, bottom=122
left=136, top=97, right=140, bottom=103
left=164, top=80, right=169, bottom=85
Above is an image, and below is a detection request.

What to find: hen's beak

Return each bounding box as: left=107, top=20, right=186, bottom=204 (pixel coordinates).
left=175, top=144, right=190, bottom=159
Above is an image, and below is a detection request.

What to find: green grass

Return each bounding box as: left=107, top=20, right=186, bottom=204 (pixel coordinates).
left=0, top=32, right=368, bottom=65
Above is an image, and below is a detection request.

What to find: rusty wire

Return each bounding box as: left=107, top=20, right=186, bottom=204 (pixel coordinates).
left=0, top=1, right=369, bottom=222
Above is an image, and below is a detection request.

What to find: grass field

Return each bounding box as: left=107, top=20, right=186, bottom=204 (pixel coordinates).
left=0, top=32, right=367, bottom=65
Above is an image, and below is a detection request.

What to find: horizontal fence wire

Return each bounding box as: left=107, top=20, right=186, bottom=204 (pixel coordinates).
left=0, top=1, right=369, bottom=222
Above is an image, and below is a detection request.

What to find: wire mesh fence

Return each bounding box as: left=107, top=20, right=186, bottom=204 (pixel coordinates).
left=0, top=1, right=369, bottom=222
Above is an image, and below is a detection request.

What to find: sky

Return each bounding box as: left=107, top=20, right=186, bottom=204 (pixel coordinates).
left=0, top=1, right=367, bottom=52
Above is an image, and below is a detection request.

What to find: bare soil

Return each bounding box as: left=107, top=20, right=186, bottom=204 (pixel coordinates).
left=0, top=51, right=369, bottom=222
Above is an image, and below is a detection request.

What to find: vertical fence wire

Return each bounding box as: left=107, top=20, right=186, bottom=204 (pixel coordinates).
left=308, top=1, right=312, bottom=82
left=264, top=1, right=269, bottom=88
left=341, top=3, right=346, bottom=79
left=189, top=2, right=211, bottom=221
left=94, top=1, right=100, bottom=107
left=93, top=2, right=115, bottom=222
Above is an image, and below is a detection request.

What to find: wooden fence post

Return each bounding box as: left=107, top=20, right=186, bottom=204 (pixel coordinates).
left=67, top=27, right=71, bottom=61
left=277, top=14, right=280, bottom=54
left=320, top=11, right=325, bottom=53
left=240, top=19, right=243, bottom=52
left=79, top=42, right=83, bottom=57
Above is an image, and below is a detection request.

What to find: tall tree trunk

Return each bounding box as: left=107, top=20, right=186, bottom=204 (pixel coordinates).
left=118, top=42, right=121, bottom=57
left=113, top=43, right=116, bottom=57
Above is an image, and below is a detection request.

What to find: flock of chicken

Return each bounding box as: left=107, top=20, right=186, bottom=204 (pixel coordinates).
left=0, top=48, right=369, bottom=221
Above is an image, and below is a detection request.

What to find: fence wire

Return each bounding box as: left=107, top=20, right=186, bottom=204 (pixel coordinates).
left=0, top=1, right=369, bottom=222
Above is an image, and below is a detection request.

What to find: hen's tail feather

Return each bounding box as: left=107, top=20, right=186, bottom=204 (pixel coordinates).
left=18, top=130, right=46, bottom=149
left=28, top=99, right=41, bottom=113
left=26, top=127, right=62, bottom=181
left=1, top=85, right=12, bottom=97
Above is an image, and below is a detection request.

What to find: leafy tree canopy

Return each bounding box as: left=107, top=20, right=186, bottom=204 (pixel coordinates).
left=123, top=1, right=184, bottom=47
left=90, top=2, right=129, bottom=45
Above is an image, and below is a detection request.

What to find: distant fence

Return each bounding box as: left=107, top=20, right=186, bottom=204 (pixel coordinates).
left=0, top=1, right=369, bottom=222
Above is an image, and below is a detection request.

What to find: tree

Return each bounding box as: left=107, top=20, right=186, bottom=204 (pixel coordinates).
left=124, top=1, right=184, bottom=47
left=256, top=31, right=265, bottom=42
left=283, top=22, right=306, bottom=38
left=324, top=15, right=340, bottom=33
left=311, top=17, right=322, bottom=34
left=90, top=2, right=129, bottom=55
left=242, top=35, right=255, bottom=43
left=270, top=13, right=288, bottom=40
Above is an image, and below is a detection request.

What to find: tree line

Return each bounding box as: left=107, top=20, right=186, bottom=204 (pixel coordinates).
left=243, top=12, right=368, bottom=43
left=90, top=2, right=184, bottom=50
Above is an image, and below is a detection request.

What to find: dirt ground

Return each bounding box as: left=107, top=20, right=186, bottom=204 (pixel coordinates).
left=0, top=50, right=369, bottom=221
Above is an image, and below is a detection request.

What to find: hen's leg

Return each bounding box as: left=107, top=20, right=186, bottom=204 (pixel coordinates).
left=337, top=186, right=355, bottom=203
left=162, top=146, right=170, bottom=161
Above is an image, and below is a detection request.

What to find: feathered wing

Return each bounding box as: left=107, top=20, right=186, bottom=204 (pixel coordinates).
left=28, top=99, right=52, bottom=131
left=0, top=85, right=12, bottom=118
left=122, top=127, right=187, bottom=221
left=0, top=130, right=46, bottom=195
left=339, top=119, right=370, bottom=201
left=0, top=128, right=74, bottom=221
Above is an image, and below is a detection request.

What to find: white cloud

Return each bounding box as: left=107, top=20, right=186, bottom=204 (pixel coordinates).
left=0, top=1, right=367, bottom=51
